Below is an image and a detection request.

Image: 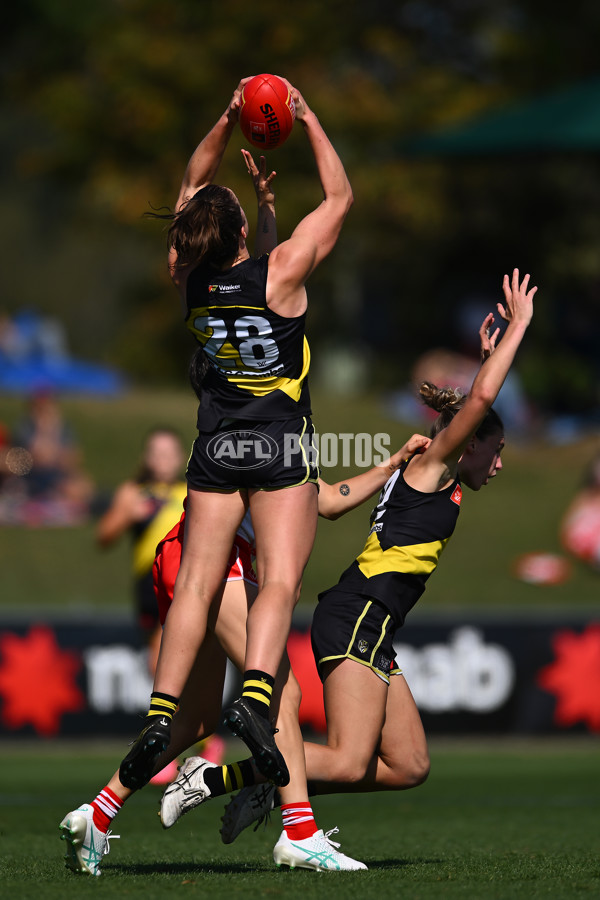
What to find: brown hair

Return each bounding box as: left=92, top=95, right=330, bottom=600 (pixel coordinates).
left=189, top=346, right=208, bottom=401
left=149, top=185, right=244, bottom=270
left=419, top=381, right=504, bottom=441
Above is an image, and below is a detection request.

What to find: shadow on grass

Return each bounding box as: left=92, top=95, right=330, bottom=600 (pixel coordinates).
left=370, top=858, right=442, bottom=869
left=108, top=862, right=275, bottom=876
left=108, top=857, right=442, bottom=875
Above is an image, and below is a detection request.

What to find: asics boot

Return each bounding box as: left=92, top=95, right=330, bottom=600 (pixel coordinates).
left=273, top=827, right=367, bottom=871
left=59, top=804, right=119, bottom=877
left=161, top=756, right=215, bottom=828
left=220, top=782, right=277, bottom=844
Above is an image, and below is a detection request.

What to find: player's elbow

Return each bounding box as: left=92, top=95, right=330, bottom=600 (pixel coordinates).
left=341, top=183, right=354, bottom=215
left=469, top=384, right=496, bottom=411
left=319, top=505, right=342, bottom=521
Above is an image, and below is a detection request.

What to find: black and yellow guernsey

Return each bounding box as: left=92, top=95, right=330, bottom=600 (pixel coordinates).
left=185, top=254, right=311, bottom=432
left=319, top=460, right=463, bottom=625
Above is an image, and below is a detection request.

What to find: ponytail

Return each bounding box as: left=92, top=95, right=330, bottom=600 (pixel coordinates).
left=419, top=381, right=504, bottom=440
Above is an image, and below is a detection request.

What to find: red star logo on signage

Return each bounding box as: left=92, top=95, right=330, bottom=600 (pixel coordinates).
left=287, top=629, right=326, bottom=733
left=0, top=625, right=85, bottom=735
left=537, top=624, right=600, bottom=732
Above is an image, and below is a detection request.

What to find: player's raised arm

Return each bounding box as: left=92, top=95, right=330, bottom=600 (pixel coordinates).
left=241, top=149, right=277, bottom=257
left=406, top=268, right=536, bottom=493
left=265, top=82, right=353, bottom=315
left=318, top=434, right=431, bottom=520
left=174, top=78, right=252, bottom=214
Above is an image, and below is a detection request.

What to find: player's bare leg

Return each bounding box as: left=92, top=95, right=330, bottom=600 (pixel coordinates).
left=245, top=482, right=318, bottom=675
left=223, top=481, right=318, bottom=785
left=305, top=667, right=430, bottom=795
left=154, top=487, right=247, bottom=697
left=302, top=659, right=388, bottom=786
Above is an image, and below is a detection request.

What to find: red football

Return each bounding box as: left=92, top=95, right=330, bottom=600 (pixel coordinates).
left=239, top=74, right=295, bottom=150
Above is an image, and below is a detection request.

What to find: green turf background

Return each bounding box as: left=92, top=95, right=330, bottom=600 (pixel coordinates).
left=1, top=739, right=598, bottom=898
left=1, top=387, right=598, bottom=617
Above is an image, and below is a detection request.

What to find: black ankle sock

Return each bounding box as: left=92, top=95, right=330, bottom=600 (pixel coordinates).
left=148, top=692, right=178, bottom=721
left=203, top=759, right=256, bottom=796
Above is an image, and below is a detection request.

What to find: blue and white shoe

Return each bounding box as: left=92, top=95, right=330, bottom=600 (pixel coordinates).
left=273, top=827, right=367, bottom=871
left=59, top=804, right=119, bottom=877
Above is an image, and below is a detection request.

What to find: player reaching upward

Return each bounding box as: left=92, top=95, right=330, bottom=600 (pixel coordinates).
left=59, top=435, right=429, bottom=875
left=118, top=76, right=353, bottom=794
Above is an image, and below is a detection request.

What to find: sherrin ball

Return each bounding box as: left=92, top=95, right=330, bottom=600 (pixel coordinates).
left=239, top=74, right=295, bottom=150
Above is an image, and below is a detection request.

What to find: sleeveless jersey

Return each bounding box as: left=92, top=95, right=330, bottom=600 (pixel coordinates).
left=319, top=461, right=463, bottom=626
left=185, top=254, right=311, bottom=431
left=131, top=481, right=187, bottom=577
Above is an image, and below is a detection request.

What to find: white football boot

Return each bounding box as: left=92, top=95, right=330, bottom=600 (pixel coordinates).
left=59, top=804, right=119, bottom=877
left=160, top=756, right=216, bottom=828
left=273, top=826, right=368, bottom=871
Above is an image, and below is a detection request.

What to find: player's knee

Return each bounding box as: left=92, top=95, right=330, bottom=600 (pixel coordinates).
left=406, top=749, right=430, bottom=787
left=334, top=756, right=371, bottom=784
left=389, top=748, right=430, bottom=789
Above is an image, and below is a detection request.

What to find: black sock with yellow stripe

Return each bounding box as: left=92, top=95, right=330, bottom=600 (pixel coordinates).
left=241, top=670, right=274, bottom=719
left=203, top=758, right=256, bottom=797
left=147, top=692, right=178, bottom=722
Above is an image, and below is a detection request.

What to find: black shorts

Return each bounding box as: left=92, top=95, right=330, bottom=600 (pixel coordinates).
left=186, top=415, right=319, bottom=491
left=311, top=590, right=400, bottom=684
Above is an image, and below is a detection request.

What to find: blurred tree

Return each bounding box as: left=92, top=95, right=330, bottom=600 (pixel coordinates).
left=1, top=0, right=598, bottom=416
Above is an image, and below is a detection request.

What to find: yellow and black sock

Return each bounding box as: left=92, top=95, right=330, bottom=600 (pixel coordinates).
left=147, top=692, right=178, bottom=722
left=241, top=670, right=274, bottom=718
left=203, top=759, right=256, bottom=797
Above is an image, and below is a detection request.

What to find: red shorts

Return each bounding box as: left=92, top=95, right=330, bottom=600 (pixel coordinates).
left=153, top=510, right=257, bottom=626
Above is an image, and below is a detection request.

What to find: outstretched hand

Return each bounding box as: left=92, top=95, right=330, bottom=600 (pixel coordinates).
left=241, top=149, right=276, bottom=205
left=386, top=434, right=431, bottom=470
left=226, top=77, right=254, bottom=122
left=479, top=312, right=500, bottom=363
left=277, top=77, right=308, bottom=121
left=497, top=268, right=537, bottom=327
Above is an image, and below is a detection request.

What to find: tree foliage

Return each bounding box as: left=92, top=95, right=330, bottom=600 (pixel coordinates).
left=2, top=0, right=599, bottom=412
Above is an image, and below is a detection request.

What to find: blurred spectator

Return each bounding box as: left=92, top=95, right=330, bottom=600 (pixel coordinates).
left=560, top=450, right=600, bottom=571
left=96, top=428, right=188, bottom=674
left=0, top=391, right=94, bottom=525
left=95, top=428, right=225, bottom=784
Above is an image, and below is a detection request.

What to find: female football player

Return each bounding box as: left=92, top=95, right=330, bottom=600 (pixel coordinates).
left=217, top=268, right=536, bottom=842
left=119, top=76, right=353, bottom=793
left=60, top=434, right=429, bottom=875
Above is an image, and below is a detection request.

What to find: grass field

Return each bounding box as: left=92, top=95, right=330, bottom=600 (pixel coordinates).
left=1, top=387, right=598, bottom=617
left=1, top=739, right=598, bottom=898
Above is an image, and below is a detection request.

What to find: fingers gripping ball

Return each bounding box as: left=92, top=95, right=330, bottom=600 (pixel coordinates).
left=239, top=74, right=295, bottom=150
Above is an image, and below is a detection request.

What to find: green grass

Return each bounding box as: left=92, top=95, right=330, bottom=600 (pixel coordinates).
left=1, top=739, right=599, bottom=898
left=0, top=386, right=598, bottom=616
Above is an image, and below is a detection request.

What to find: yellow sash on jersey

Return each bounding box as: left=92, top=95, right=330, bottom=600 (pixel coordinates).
left=225, top=337, right=311, bottom=401
left=132, top=482, right=187, bottom=578
left=356, top=530, right=450, bottom=580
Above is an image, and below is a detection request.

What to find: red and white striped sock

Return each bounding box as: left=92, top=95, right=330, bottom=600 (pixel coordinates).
left=90, top=786, right=124, bottom=833
left=281, top=802, right=317, bottom=841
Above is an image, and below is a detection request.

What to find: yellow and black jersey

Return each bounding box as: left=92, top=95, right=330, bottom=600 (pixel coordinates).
left=130, top=479, right=187, bottom=633
left=318, top=461, right=462, bottom=626
left=131, top=481, right=187, bottom=578
left=185, top=254, right=311, bottom=432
